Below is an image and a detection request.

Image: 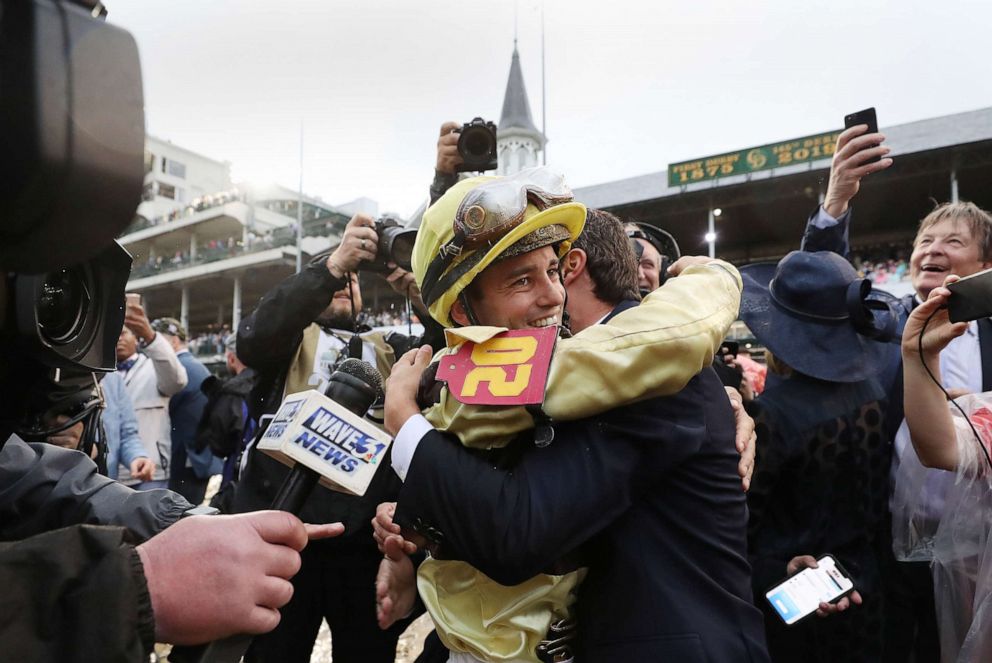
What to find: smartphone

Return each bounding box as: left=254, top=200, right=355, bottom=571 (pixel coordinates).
left=843, top=107, right=880, bottom=164
left=765, top=555, right=855, bottom=626
left=718, top=341, right=739, bottom=359
left=947, top=268, right=992, bottom=323
left=125, top=292, right=142, bottom=308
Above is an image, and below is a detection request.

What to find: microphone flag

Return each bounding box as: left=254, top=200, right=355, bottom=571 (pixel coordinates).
left=256, top=389, right=392, bottom=496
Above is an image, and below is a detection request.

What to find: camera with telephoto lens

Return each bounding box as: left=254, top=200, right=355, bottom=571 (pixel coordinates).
left=1, top=0, right=143, bottom=447
left=456, top=117, right=498, bottom=172
left=360, top=217, right=419, bottom=274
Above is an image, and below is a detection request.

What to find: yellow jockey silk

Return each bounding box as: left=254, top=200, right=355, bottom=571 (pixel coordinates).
left=417, top=262, right=742, bottom=662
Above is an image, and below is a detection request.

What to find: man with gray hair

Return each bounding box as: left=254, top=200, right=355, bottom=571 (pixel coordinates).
left=801, top=122, right=992, bottom=661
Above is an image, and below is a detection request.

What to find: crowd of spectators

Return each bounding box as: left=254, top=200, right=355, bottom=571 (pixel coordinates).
left=137, top=188, right=246, bottom=230
left=364, top=307, right=417, bottom=328
left=850, top=247, right=912, bottom=285
left=188, top=326, right=233, bottom=358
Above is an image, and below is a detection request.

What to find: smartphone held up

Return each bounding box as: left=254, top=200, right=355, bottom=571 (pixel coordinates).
left=844, top=107, right=881, bottom=164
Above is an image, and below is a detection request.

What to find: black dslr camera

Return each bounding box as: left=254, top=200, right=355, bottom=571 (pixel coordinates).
left=456, top=117, right=498, bottom=172
left=361, top=217, right=418, bottom=274
left=1, top=0, right=142, bottom=446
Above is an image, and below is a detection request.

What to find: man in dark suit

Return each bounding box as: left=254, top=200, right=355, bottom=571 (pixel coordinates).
left=153, top=317, right=222, bottom=505
left=383, top=199, right=769, bottom=662
left=801, top=123, right=992, bottom=661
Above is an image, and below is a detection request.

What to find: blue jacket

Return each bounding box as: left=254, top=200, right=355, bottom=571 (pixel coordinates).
left=100, top=372, right=150, bottom=481
left=171, top=351, right=222, bottom=478
left=394, top=302, right=770, bottom=662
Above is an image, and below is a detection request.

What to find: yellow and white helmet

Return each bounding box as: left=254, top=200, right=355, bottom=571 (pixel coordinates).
left=412, top=167, right=586, bottom=327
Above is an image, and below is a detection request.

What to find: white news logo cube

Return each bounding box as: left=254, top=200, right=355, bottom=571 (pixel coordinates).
left=256, top=390, right=393, bottom=496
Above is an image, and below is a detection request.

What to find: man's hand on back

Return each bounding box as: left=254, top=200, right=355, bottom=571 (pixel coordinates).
left=725, top=387, right=756, bottom=491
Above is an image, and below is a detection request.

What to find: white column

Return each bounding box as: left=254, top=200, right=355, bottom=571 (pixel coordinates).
left=950, top=167, right=959, bottom=203
left=189, top=233, right=198, bottom=261
left=180, top=286, right=190, bottom=332
left=232, top=276, right=242, bottom=332
left=707, top=208, right=716, bottom=259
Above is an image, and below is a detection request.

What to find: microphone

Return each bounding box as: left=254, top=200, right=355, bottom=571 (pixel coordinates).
left=267, top=358, right=385, bottom=512
left=197, top=359, right=388, bottom=663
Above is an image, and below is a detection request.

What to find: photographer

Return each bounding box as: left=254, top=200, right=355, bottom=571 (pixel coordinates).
left=429, top=118, right=498, bottom=204
left=116, top=300, right=188, bottom=489
left=230, top=213, right=442, bottom=662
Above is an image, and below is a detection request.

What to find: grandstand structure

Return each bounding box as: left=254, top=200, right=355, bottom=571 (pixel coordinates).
left=121, top=136, right=382, bottom=341
left=126, top=105, right=992, bottom=346
left=575, top=106, right=992, bottom=276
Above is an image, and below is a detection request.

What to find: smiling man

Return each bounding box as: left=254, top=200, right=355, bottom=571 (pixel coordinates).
left=382, top=172, right=769, bottom=663
left=801, top=123, right=992, bottom=662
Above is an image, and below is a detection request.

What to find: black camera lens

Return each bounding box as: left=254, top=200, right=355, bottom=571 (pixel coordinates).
left=37, top=267, right=91, bottom=344
left=456, top=118, right=498, bottom=172
left=461, top=128, right=495, bottom=158
left=390, top=232, right=416, bottom=272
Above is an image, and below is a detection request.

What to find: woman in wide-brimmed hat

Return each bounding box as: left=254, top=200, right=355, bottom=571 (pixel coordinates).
left=742, top=250, right=898, bottom=663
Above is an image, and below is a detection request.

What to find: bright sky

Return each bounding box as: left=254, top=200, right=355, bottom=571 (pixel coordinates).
left=108, top=0, right=992, bottom=218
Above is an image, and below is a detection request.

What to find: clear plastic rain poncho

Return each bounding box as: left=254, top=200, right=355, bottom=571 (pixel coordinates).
left=892, top=392, right=992, bottom=661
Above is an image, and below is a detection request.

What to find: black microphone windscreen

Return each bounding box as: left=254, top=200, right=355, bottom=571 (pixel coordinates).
left=336, top=358, right=384, bottom=398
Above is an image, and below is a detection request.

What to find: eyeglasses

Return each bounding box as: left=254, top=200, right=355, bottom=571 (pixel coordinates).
left=421, top=168, right=574, bottom=307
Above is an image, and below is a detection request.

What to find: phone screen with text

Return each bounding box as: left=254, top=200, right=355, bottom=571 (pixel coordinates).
left=765, top=556, right=853, bottom=625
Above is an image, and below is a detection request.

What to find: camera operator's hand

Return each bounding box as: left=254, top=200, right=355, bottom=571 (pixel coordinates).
left=124, top=301, right=156, bottom=344
left=436, top=121, right=463, bottom=175
left=130, top=457, right=155, bottom=482
left=137, top=511, right=344, bottom=645
left=823, top=124, right=893, bottom=219
left=45, top=415, right=84, bottom=450
left=327, top=214, right=378, bottom=278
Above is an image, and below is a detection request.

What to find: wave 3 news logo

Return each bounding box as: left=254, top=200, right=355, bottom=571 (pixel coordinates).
left=291, top=406, right=388, bottom=474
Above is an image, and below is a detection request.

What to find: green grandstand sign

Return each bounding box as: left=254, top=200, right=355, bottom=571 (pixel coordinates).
left=668, top=130, right=841, bottom=187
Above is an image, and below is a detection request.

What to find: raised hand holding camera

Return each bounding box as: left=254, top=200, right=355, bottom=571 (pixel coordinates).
left=436, top=121, right=463, bottom=174
left=326, top=214, right=378, bottom=278
left=326, top=214, right=417, bottom=277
